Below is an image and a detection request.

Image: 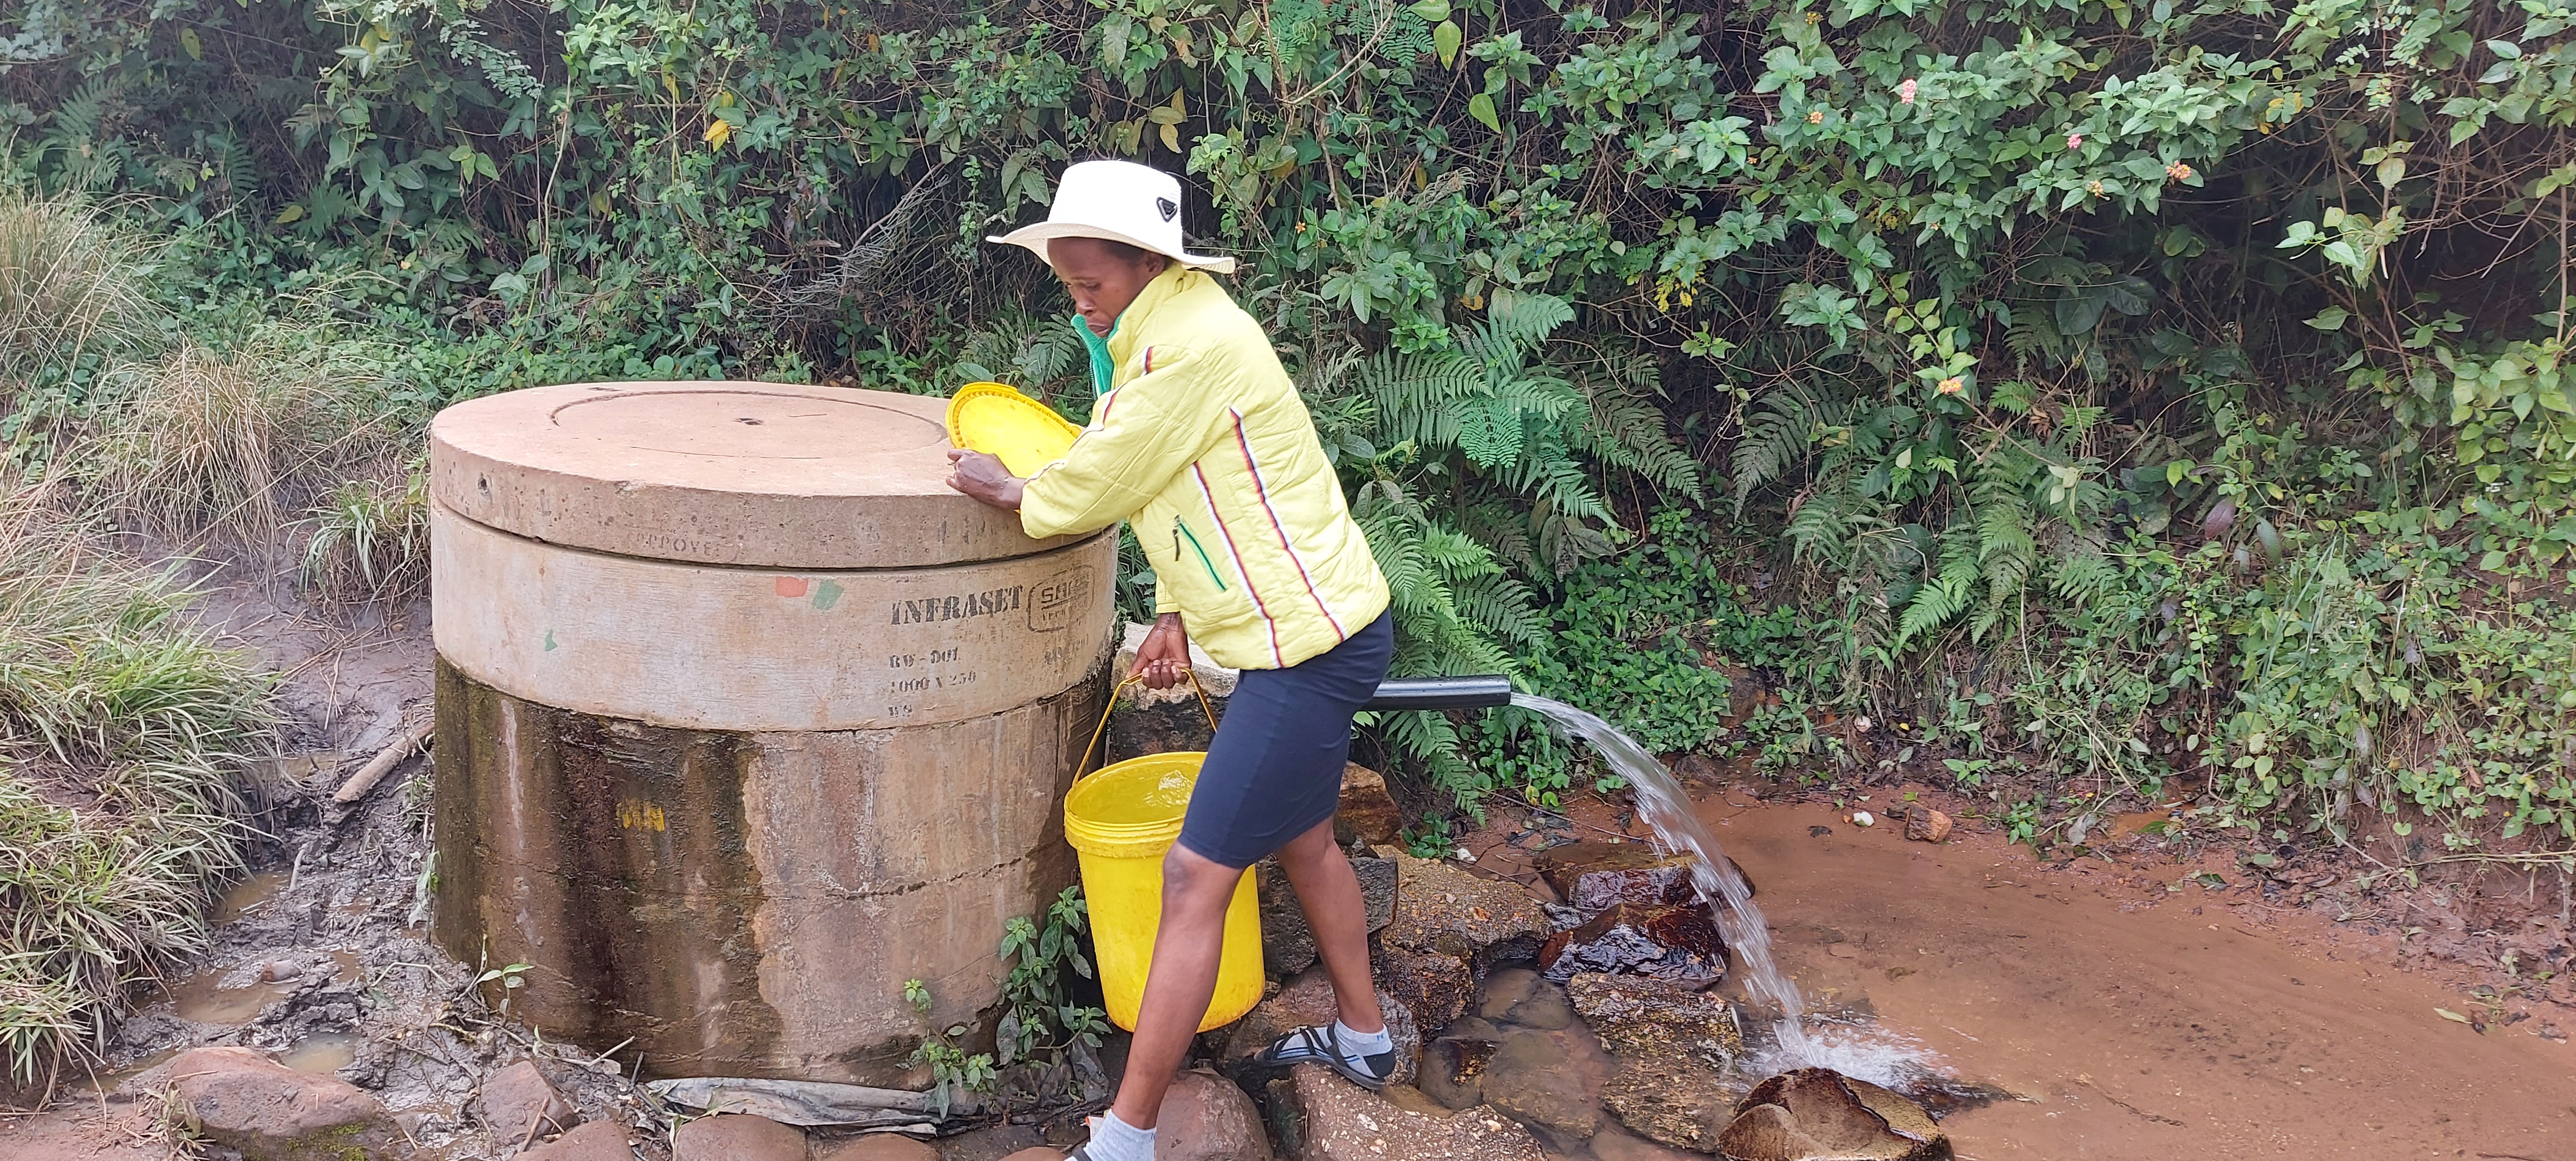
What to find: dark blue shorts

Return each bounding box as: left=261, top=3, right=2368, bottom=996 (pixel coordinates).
left=1177, top=613, right=1395, bottom=869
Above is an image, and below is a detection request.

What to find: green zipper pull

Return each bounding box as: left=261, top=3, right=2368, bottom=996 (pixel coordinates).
left=1173, top=517, right=1228, bottom=592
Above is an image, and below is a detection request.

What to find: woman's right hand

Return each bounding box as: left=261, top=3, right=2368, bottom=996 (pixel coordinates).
left=1131, top=613, right=1190, bottom=690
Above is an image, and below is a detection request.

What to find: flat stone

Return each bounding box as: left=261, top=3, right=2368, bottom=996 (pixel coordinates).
left=1376, top=943, right=1474, bottom=1036
left=938, top=1124, right=1048, bottom=1160
left=1601, top=1056, right=1742, bottom=1153
left=1502, top=983, right=1572, bottom=1031
left=1416, top=1032, right=1500, bottom=1111
left=1567, top=973, right=1744, bottom=1066
left=1335, top=764, right=1403, bottom=846
left=476, top=1060, right=578, bottom=1142
left=1259, top=851, right=1397, bottom=977
left=1156, top=1069, right=1272, bottom=1160
left=169, top=1045, right=399, bottom=1161
left=1589, top=1123, right=1706, bottom=1161
left=813, top=1133, right=940, bottom=1160
left=1267, top=1064, right=1545, bottom=1161
left=1379, top=852, right=1548, bottom=970
left=521, top=1121, right=635, bottom=1161
left=1222, top=968, right=1419, bottom=1086
left=1475, top=1030, right=1601, bottom=1138
left=1539, top=904, right=1725, bottom=986
left=1474, top=969, right=1540, bottom=1021
left=1534, top=842, right=1703, bottom=911
left=993, top=1151, right=1065, bottom=1161
left=1716, top=1069, right=1950, bottom=1161
left=0, top=1107, right=170, bottom=1160
left=672, top=1112, right=809, bottom=1161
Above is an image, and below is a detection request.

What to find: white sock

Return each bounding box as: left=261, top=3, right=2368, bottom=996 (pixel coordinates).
left=1084, top=1109, right=1155, bottom=1161
left=1334, top=1018, right=1394, bottom=1074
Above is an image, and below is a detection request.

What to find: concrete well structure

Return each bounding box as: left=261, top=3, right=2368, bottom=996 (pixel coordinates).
left=428, top=381, right=1115, bottom=1083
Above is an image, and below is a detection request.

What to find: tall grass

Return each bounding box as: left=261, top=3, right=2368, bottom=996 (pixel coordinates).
left=0, top=193, right=159, bottom=391
left=0, top=494, right=270, bottom=1089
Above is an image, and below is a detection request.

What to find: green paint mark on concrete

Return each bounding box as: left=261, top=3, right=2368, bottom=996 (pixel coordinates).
left=544, top=630, right=558, bottom=651
left=811, top=579, right=843, bottom=612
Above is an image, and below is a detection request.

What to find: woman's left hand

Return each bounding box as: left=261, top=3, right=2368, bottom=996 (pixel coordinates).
left=946, top=450, right=1026, bottom=510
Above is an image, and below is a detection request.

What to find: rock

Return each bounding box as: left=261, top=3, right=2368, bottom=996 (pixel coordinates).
left=1539, top=904, right=1726, bottom=985
left=1473, top=968, right=1540, bottom=1020
left=1533, top=842, right=1755, bottom=912
left=1589, top=1124, right=1706, bottom=1161
left=1259, top=850, right=1398, bottom=977
left=1601, top=1057, right=1743, bottom=1153
left=1376, top=943, right=1474, bottom=1035
left=1222, top=968, right=1419, bottom=1086
left=521, top=1121, right=635, bottom=1161
left=1379, top=852, right=1548, bottom=971
left=993, top=1152, right=1065, bottom=1161
left=1335, top=764, right=1403, bottom=846
left=1105, top=623, right=1238, bottom=762
left=1903, top=809, right=1951, bottom=845
left=1501, top=983, right=1572, bottom=1031
left=1155, top=1069, right=1273, bottom=1161
left=1416, top=1032, right=1499, bottom=1110
left=1266, top=1064, right=1545, bottom=1161
left=939, top=1124, right=1048, bottom=1160
left=1566, top=973, right=1745, bottom=1066
left=1475, top=1030, right=1601, bottom=1138
left=1716, top=1069, right=1950, bottom=1161
left=476, top=1060, right=578, bottom=1142
left=169, top=1045, right=399, bottom=1161
left=672, top=1113, right=809, bottom=1161
left=813, top=1134, right=940, bottom=1160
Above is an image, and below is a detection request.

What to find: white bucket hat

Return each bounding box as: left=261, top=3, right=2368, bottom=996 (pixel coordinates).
left=985, top=159, right=1237, bottom=275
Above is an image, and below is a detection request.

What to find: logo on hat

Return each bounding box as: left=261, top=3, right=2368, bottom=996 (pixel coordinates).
left=1155, top=197, right=1178, bottom=222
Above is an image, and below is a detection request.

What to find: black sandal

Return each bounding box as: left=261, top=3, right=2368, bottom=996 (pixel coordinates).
left=1252, top=1023, right=1396, bottom=1091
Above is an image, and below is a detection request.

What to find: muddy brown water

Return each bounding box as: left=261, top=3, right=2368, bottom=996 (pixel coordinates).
left=1684, top=793, right=2576, bottom=1159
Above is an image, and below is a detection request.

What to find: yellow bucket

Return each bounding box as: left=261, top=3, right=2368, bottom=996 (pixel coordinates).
left=945, top=382, right=1084, bottom=477
left=1062, top=675, right=1263, bottom=1033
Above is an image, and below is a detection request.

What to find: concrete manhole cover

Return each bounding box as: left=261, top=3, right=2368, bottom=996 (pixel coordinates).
left=548, top=389, right=943, bottom=458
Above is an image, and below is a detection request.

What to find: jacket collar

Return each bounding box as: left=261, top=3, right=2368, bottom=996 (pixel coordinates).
left=1106, top=263, right=1197, bottom=375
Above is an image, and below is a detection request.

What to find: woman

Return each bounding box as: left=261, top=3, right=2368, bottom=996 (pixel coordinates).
left=947, top=159, right=1396, bottom=1161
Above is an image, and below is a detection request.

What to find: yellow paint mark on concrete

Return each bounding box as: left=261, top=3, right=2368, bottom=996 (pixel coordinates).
left=618, top=799, right=667, bottom=832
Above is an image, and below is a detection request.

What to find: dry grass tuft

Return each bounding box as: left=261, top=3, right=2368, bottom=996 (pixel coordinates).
left=0, top=193, right=160, bottom=389
left=77, top=334, right=412, bottom=553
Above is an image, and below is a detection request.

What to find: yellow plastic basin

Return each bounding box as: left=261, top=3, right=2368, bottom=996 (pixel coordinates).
left=1062, top=751, right=1264, bottom=1033
left=945, top=382, right=1083, bottom=477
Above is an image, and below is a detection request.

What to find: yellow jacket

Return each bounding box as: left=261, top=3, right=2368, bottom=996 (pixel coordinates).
left=1020, top=266, right=1391, bottom=670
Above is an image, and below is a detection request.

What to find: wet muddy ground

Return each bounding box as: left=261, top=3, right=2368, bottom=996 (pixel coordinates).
left=1465, top=783, right=2576, bottom=1160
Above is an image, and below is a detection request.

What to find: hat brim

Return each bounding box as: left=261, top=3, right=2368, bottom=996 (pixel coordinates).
left=984, top=222, right=1238, bottom=275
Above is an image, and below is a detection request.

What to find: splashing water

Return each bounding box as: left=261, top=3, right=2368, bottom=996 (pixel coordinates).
left=1511, top=693, right=1816, bottom=1064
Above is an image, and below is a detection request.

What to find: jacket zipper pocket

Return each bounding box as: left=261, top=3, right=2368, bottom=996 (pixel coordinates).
left=1173, top=518, right=1228, bottom=592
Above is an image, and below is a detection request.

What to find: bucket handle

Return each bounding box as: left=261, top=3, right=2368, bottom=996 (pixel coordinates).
left=1077, top=667, right=1221, bottom=780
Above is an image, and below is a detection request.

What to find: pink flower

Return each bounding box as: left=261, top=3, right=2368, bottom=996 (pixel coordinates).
left=1898, top=79, right=1918, bottom=105
left=2166, top=161, right=2194, bottom=181
left=2066, top=132, right=2084, bottom=149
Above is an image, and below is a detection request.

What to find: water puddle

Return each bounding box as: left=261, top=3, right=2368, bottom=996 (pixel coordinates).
left=167, top=969, right=297, bottom=1025
left=214, top=870, right=291, bottom=925
left=279, top=1031, right=362, bottom=1075
left=164, top=952, right=361, bottom=1026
